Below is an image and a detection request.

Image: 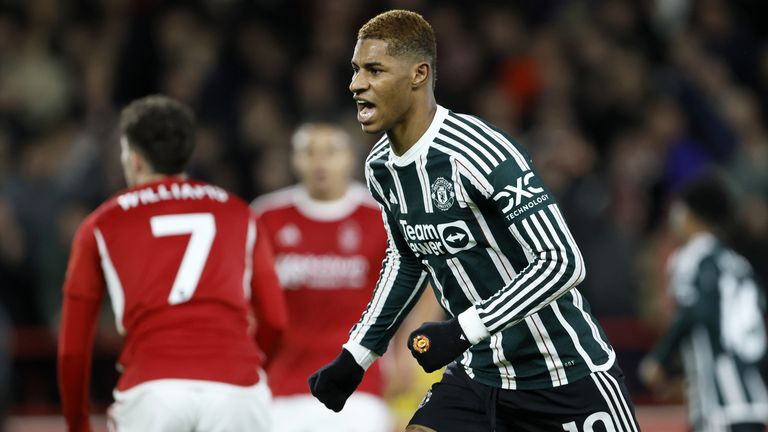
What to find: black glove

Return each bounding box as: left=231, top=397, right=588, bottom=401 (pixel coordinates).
left=308, top=348, right=364, bottom=412
left=408, top=317, right=472, bottom=373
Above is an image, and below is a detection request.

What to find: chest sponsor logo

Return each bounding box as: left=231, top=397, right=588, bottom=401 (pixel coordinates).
left=437, top=221, right=477, bottom=254
left=431, top=177, right=455, bottom=211
left=275, top=253, right=369, bottom=289
left=399, top=219, right=476, bottom=256
left=492, top=171, right=548, bottom=219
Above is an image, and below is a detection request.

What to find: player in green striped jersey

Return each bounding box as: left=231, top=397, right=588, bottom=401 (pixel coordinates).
left=640, top=174, right=768, bottom=432
left=309, top=10, right=640, bottom=431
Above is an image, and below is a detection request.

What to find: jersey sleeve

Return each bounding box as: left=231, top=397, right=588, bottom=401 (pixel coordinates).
left=456, top=157, right=586, bottom=343
left=651, top=255, right=716, bottom=368
left=343, top=166, right=429, bottom=368
left=250, top=216, right=287, bottom=363
left=57, top=218, right=105, bottom=432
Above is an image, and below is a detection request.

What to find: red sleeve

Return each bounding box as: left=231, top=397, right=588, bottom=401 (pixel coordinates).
left=57, top=219, right=104, bottom=432
left=250, top=216, right=287, bottom=363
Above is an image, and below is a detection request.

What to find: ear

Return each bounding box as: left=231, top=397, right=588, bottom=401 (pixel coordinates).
left=291, top=148, right=304, bottom=175
left=130, top=149, right=148, bottom=175
left=412, top=62, right=431, bottom=89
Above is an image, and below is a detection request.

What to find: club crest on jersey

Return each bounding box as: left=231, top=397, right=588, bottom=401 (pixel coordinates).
left=338, top=221, right=362, bottom=253
left=277, top=224, right=301, bottom=247
left=431, top=177, right=455, bottom=211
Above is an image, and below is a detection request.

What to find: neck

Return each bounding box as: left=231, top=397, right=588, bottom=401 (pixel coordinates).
left=306, top=185, right=347, bottom=202
left=133, top=172, right=188, bottom=187
left=681, top=222, right=712, bottom=244
left=386, top=95, right=437, bottom=156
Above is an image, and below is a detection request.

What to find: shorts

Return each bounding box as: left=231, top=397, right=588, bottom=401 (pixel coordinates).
left=271, top=392, right=393, bottom=432
left=109, top=376, right=272, bottom=432
left=409, top=362, right=639, bottom=432
left=727, top=424, right=768, bottom=432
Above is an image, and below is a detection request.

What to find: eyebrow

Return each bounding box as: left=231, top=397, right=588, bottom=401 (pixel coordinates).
left=352, top=61, right=384, bottom=68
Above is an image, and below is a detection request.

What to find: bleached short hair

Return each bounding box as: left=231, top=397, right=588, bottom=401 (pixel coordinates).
left=358, top=10, right=437, bottom=84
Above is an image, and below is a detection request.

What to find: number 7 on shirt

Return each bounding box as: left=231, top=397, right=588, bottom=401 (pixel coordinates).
left=150, top=213, right=216, bottom=305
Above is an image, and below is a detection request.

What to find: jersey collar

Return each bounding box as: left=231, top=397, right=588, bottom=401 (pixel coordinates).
left=389, top=105, right=448, bottom=167
left=293, top=183, right=367, bottom=221
left=670, top=231, right=718, bottom=273
left=684, top=231, right=718, bottom=253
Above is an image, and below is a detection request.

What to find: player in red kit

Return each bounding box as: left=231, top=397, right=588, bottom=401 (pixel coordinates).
left=57, top=95, right=287, bottom=432
left=253, top=123, right=394, bottom=431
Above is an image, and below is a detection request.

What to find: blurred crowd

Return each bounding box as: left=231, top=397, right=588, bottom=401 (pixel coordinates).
left=0, top=0, right=767, bottom=412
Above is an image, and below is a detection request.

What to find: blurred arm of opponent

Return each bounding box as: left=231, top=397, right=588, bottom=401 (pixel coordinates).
left=58, top=218, right=103, bottom=432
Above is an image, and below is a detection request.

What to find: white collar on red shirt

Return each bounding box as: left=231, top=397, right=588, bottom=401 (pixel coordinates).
left=294, top=182, right=369, bottom=221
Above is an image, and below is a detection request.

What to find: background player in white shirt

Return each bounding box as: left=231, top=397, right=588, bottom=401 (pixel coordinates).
left=640, top=173, right=768, bottom=432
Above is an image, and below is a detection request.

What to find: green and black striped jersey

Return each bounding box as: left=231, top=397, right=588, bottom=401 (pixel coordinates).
left=344, top=105, right=615, bottom=390
left=652, top=233, right=768, bottom=430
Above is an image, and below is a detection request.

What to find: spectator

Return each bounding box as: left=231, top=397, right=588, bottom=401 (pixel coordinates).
left=0, top=303, right=9, bottom=432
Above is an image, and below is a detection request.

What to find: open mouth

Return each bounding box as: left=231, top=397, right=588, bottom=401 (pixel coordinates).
left=356, top=100, right=376, bottom=123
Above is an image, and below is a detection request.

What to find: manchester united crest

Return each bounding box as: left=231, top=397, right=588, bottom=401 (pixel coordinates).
left=431, top=177, right=455, bottom=211
left=412, top=334, right=431, bottom=353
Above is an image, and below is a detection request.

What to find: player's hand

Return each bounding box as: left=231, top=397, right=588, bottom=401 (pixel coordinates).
left=308, top=348, right=364, bottom=412
left=638, top=356, right=666, bottom=392
left=408, top=317, right=471, bottom=373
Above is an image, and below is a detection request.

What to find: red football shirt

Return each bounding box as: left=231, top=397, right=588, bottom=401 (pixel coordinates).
left=58, top=178, right=287, bottom=431
left=253, top=183, right=387, bottom=397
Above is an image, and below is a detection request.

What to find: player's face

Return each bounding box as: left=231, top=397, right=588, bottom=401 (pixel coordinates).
left=350, top=39, right=415, bottom=134
left=293, top=127, right=355, bottom=200
left=669, top=201, right=691, bottom=241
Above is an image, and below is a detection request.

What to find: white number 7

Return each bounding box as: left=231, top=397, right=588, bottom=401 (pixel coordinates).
left=151, top=213, right=216, bottom=305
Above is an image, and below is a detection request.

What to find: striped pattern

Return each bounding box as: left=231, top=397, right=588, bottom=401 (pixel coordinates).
left=590, top=371, right=639, bottom=431
left=526, top=314, right=568, bottom=386
left=94, top=228, right=126, bottom=335
left=385, top=161, right=408, bottom=214
left=348, top=209, right=428, bottom=354
left=415, top=154, right=433, bottom=213
left=242, top=218, right=256, bottom=299
left=654, top=233, right=768, bottom=429
left=349, top=105, right=615, bottom=390
left=480, top=205, right=584, bottom=334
